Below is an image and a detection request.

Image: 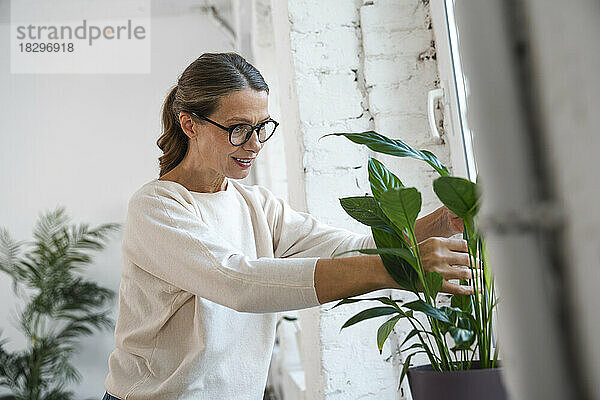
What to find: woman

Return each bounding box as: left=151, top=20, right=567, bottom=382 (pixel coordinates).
left=102, top=53, right=474, bottom=400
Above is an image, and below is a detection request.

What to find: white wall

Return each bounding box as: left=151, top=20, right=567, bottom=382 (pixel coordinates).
left=0, top=1, right=236, bottom=397
left=268, top=0, right=453, bottom=399
left=250, top=0, right=289, bottom=201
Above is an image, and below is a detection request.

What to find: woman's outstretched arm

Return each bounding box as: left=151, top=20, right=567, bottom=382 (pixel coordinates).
left=314, top=255, right=390, bottom=304
left=314, top=237, right=476, bottom=305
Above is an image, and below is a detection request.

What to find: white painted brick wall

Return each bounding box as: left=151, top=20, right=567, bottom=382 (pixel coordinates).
left=360, top=6, right=452, bottom=396
left=268, top=0, right=453, bottom=399
left=250, top=0, right=290, bottom=201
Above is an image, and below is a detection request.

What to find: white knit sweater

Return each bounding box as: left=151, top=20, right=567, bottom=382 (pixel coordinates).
left=104, top=177, right=375, bottom=400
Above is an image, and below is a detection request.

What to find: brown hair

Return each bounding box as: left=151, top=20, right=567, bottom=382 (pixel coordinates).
left=157, top=53, right=269, bottom=177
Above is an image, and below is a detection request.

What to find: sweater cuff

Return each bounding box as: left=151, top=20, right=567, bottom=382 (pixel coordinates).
left=365, top=234, right=376, bottom=249
left=278, top=256, right=321, bottom=310
left=309, top=258, right=321, bottom=307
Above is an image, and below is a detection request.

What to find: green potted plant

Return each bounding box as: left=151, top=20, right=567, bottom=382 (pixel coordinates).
left=323, top=131, right=506, bottom=400
left=0, top=207, right=120, bottom=400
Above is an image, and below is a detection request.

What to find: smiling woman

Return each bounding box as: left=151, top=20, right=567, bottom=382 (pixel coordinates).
left=169, top=87, right=270, bottom=185
left=156, top=53, right=272, bottom=191
left=101, top=52, right=474, bottom=400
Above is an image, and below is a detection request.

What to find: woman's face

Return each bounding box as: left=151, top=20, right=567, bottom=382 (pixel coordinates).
left=184, top=88, right=270, bottom=181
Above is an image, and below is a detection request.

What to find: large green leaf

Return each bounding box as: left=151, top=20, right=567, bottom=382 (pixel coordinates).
left=371, top=224, right=411, bottom=249
left=439, top=306, right=461, bottom=326
left=339, top=196, right=395, bottom=234
left=371, top=228, right=419, bottom=293
left=377, top=315, right=401, bottom=354
left=457, top=315, right=475, bottom=331
left=368, top=157, right=403, bottom=201
left=424, top=271, right=443, bottom=300
left=341, top=307, right=399, bottom=330
left=451, top=294, right=473, bottom=314
left=403, top=300, right=451, bottom=323
left=324, top=131, right=450, bottom=176
left=379, top=188, right=422, bottom=234
left=438, top=305, right=480, bottom=337
left=433, top=176, right=480, bottom=220
left=449, top=327, right=475, bottom=350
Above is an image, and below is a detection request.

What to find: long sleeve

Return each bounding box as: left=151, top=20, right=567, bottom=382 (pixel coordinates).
left=261, top=188, right=376, bottom=259
left=122, top=184, right=321, bottom=313
left=107, top=180, right=378, bottom=400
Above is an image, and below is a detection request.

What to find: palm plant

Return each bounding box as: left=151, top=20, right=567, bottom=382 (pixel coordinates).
left=0, top=207, right=120, bottom=400
left=324, top=131, right=498, bottom=387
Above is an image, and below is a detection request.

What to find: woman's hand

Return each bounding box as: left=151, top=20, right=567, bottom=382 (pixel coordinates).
left=415, top=206, right=463, bottom=242
left=418, top=237, right=477, bottom=295
left=384, top=237, right=476, bottom=296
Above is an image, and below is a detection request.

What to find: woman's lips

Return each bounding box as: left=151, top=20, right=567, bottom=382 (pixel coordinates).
left=232, top=156, right=255, bottom=168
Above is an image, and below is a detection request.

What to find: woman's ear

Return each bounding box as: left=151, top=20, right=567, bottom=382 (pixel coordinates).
left=178, top=112, right=197, bottom=139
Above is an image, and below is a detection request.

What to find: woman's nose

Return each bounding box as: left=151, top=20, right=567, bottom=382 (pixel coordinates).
left=242, top=128, right=262, bottom=152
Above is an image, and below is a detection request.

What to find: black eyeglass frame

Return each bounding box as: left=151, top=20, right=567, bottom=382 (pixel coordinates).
left=189, top=111, right=279, bottom=147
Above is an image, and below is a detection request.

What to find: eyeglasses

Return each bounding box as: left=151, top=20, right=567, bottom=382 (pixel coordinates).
left=189, top=111, right=279, bottom=146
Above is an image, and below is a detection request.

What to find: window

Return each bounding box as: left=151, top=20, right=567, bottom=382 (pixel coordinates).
left=430, top=0, right=477, bottom=181
left=430, top=0, right=498, bottom=350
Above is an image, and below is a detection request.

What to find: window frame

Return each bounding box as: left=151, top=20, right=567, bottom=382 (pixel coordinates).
left=430, top=0, right=477, bottom=181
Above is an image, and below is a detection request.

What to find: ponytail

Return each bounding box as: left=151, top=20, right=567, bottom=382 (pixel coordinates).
left=157, top=85, right=188, bottom=177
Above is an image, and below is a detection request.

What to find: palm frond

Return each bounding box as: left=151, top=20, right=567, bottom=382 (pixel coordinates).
left=0, top=336, right=20, bottom=388
left=61, top=222, right=121, bottom=272
left=0, top=208, right=120, bottom=397
left=14, top=257, right=44, bottom=290
left=56, top=279, right=115, bottom=311
left=69, top=222, right=121, bottom=253
left=0, top=227, right=28, bottom=290
left=31, top=208, right=70, bottom=249
left=57, top=312, right=114, bottom=342
left=42, top=386, right=75, bottom=400
left=26, top=337, right=81, bottom=389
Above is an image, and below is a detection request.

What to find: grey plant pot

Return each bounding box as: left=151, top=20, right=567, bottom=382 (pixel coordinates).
left=408, top=361, right=507, bottom=400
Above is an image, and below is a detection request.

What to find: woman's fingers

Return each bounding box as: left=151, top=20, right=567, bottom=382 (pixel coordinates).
left=420, top=275, right=479, bottom=294
left=431, top=263, right=480, bottom=280
left=418, top=236, right=483, bottom=294
left=441, top=280, right=474, bottom=296
left=445, top=237, right=469, bottom=252
left=446, top=252, right=471, bottom=268
left=441, top=266, right=480, bottom=281
left=445, top=251, right=481, bottom=269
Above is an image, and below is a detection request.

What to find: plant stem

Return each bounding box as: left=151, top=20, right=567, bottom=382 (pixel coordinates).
left=409, top=225, right=455, bottom=370
left=412, top=315, right=438, bottom=358
left=405, top=316, right=441, bottom=369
